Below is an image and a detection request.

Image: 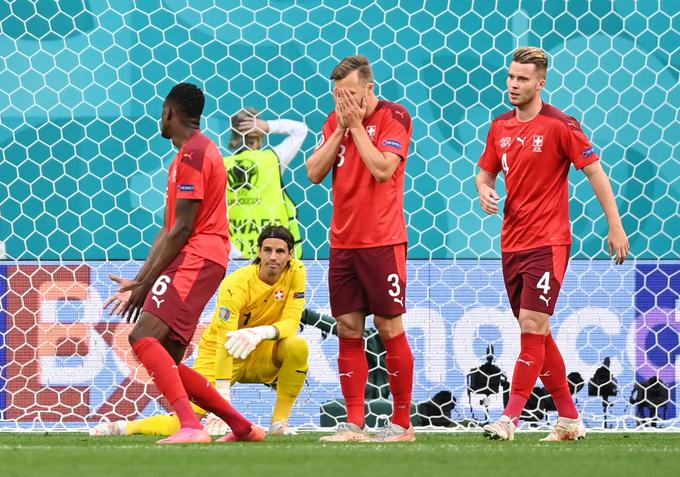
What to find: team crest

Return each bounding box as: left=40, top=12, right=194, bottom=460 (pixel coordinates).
left=274, top=289, right=285, bottom=300
left=532, top=135, right=543, bottom=152
left=500, top=137, right=512, bottom=148
left=366, top=125, right=376, bottom=139
left=219, top=306, right=230, bottom=321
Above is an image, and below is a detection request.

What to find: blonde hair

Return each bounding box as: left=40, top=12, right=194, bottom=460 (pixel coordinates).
left=330, top=55, right=373, bottom=83
left=229, top=107, right=262, bottom=152
left=512, top=47, right=548, bottom=77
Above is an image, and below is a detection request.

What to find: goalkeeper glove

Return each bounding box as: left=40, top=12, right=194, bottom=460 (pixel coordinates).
left=225, top=325, right=278, bottom=359
left=215, top=379, right=231, bottom=401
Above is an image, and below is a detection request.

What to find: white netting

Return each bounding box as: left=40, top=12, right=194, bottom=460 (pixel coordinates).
left=0, top=1, right=678, bottom=431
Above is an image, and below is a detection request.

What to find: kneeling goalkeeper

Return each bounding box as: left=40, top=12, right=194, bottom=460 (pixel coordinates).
left=92, top=225, right=309, bottom=437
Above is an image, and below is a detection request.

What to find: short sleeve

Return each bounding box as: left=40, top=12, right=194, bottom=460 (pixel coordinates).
left=562, top=117, right=600, bottom=170
left=314, top=114, right=336, bottom=152
left=176, top=149, right=206, bottom=200
left=478, top=122, right=501, bottom=174
left=376, top=106, right=412, bottom=160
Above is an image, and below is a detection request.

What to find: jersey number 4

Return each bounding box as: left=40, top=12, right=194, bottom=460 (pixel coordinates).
left=502, top=152, right=509, bottom=174
left=536, top=272, right=551, bottom=294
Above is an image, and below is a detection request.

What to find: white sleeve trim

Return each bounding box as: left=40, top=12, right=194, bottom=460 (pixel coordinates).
left=268, top=119, right=308, bottom=172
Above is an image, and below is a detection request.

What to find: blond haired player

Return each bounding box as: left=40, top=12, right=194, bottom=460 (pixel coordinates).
left=91, top=225, right=308, bottom=437
left=477, top=47, right=629, bottom=442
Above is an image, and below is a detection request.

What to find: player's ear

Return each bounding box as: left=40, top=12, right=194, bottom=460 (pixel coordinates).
left=536, top=72, right=546, bottom=91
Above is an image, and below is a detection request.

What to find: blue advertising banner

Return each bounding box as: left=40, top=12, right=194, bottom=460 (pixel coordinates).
left=0, top=260, right=677, bottom=429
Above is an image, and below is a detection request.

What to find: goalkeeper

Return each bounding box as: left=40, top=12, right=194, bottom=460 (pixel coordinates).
left=91, top=225, right=309, bottom=437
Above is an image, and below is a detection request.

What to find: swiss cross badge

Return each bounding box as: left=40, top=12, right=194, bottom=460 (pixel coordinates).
left=532, top=135, right=543, bottom=152
left=274, top=289, right=285, bottom=300
left=500, top=137, right=512, bottom=148
left=366, top=125, right=376, bottom=139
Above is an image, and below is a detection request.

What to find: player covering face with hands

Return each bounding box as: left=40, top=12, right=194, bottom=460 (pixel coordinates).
left=477, top=47, right=629, bottom=442
left=307, top=55, right=415, bottom=442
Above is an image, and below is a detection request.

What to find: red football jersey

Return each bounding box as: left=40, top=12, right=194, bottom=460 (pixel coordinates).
left=478, top=103, right=599, bottom=252
left=165, top=131, right=230, bottom=266
left=318, top=100, right=412, bottom=248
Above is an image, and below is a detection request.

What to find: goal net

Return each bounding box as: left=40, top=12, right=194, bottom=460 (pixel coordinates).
left=0, top=1, right=678, bottom=431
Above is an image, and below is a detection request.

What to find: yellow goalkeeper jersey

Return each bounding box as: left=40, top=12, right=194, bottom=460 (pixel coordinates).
left=201, top=258, right=306, bottom=380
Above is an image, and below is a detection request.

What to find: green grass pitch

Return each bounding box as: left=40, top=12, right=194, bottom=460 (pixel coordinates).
left=1, top=432, right=679, bottom=477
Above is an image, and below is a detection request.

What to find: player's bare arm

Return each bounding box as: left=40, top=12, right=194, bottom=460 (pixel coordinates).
left=582, top=161, right=630, bottom=264
left=104, top=216, right=169, bottom=317
left=133, top=206, right=170, bottom=284
left=306, top=89, right=347, bottom=183
left=339, top=88, right=400, bottom=182
left=118, top=198, right=201, bottom=322
left=476, top=168, right=501, bottom=215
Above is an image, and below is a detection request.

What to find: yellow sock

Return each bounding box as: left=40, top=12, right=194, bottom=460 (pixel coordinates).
left=126, top=414, right=181, bottom=436
left=272, top=336, right=309, bottom=422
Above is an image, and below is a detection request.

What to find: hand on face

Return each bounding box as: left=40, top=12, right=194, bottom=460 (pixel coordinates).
left=336, top=87, right=366, bottom=128
left=237, top=117, right=268, bottom=134
left=334, top=88, right=347, bottom=129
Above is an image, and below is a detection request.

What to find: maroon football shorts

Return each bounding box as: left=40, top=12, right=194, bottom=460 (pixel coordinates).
left=329, top=243, right=407, bottom=317
left=501, top=245, right=570, bottom=318
left=142, top=252, right=226, bottom=345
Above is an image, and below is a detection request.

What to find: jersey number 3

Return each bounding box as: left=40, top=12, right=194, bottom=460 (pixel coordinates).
left=337, top=145, right=346, bottom=167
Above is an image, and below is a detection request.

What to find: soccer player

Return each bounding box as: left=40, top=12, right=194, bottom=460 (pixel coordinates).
left=476, top=47, right=630, bottom=441
left=103, top=83, right=264, bottom=444
left=225, top=108, right=332, bottom=334
left=93, top=226, right=308, bottom=437
left=225, top=108, right=308, bottom=259
left=306, top=55, right=415, bottom=442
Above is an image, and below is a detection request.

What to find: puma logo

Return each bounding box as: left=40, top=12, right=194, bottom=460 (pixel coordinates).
left=540, top=370, right=551, bottom=377
left=517, top=358, right=533, bottom=367
left=539, top=295, right=551, bottom=307
left=516, top=136, right=526, bottom=146
left=395, top=110, right=405, bottom=118
left=339, top=371, right=354, bottom=378
left=151, top=295, right=165, bottom=308
left=393, top=297, right=404, bottom=306
left=387, top=370, right=400, bottom=377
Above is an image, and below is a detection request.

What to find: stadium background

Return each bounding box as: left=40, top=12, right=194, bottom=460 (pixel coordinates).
left=0, top=1, right=678, bottom=430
